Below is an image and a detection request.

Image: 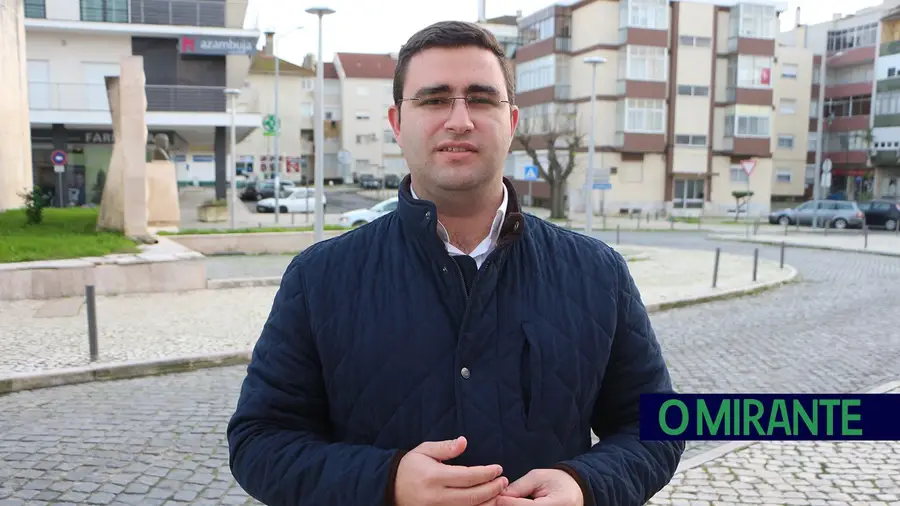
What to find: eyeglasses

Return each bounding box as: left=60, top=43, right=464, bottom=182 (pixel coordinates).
left=398, top=96, right=511, bottom=114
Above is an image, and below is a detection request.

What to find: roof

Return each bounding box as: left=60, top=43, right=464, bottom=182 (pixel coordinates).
left=323, top=62, right=338, bottom=79
left=485, top=15, right=519, bottom=26
left=336, top=52, right=397, bottom=79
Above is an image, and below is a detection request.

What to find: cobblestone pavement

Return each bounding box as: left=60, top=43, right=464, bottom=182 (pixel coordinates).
left=647, top=390, right=900, bottom=506
left=0, top=232, right=898, bottom=505
left=0, top=244, right=786, bottom=375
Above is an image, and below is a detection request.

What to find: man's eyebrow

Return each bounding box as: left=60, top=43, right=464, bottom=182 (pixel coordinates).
left=411, top=84, right=502, bottom=97
left=466, top=84, right=501, bottom=96
left=413, top=85, right=452, bottom=96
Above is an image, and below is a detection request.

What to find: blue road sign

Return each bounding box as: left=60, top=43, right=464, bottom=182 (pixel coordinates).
left=523, top=165, right=539, bottom=181
left=592, top=183, right=612, bottom=190
left=51, top=150, right=67, bottom=166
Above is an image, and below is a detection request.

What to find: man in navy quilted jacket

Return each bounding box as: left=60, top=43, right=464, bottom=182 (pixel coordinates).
left=227, top=20, right=684, bottom=506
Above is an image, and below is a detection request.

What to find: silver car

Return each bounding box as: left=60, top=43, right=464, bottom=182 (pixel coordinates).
left=768, top=200, right=865, bottom=229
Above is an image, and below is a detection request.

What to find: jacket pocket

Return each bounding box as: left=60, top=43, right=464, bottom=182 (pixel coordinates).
left=519, top=326, right=542, bottom=429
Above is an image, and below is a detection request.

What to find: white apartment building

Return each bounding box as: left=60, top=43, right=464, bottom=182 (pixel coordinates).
left=21, top=0, right=261, bottom=205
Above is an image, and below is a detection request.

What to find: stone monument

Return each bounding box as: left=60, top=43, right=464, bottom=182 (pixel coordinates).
left=0, top=0, right=35, bottom=212
left=145, top=132, right=181, bottom=228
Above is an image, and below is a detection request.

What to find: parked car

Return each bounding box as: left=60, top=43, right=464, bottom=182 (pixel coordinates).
left=358, top=174, right=381, bottom=189
left=383, top=174, right=401, bottom=189
left=859, top=199, right=900, bottom=230
left=338, top=197, right=398, bottom=227
left=767, top=199, right=865, bottom=229
left=255, top=187, right=326, bottom=213
left=240, top=180, right=296, bottom=201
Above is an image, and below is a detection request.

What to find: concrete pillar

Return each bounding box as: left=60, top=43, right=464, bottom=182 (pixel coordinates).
left=0, top=0, right=35, bottom=211
left=214, top=126, right=227, bottom=200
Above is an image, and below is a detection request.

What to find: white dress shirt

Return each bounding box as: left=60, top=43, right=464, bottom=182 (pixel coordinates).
left=410, top=184, right=508, bottom=269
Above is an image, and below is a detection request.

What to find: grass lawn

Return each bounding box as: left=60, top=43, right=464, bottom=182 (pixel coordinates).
left=0, top=207, right=139, bottom=263
left=160, top=224, right=349, bottom=235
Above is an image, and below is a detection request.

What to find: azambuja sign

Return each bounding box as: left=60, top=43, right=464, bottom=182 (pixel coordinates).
left=179, top=35, right=257, bottom=55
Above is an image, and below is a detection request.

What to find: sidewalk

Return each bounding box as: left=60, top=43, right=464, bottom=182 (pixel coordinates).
left=0, top=245, right=795, bottom=378
left=648, top=382, right=900, bottom=505
left=710, top=231, right=900, bottom=257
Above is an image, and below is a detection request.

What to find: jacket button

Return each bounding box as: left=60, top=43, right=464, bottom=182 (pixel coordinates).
left=460, top=367, right=471, bottom=379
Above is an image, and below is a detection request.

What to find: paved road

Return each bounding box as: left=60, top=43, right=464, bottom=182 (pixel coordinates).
left=240, top=187, right=377, bottom=215
left=2, top=231, right=899, bottom=505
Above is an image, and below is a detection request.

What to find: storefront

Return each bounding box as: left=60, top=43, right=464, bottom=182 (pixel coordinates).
left=30, top=127, right=177, bottom=207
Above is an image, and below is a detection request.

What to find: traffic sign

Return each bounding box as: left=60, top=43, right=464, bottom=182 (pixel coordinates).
left=51, top=150, right=67, bottom=166
left=338, top=150, right=352, bottom=165
left=822, top=158, right=832, bottom=174
left=740, top=158, right=757, bottom=177
left=523, top=165, right=539, bottom=181
left=821, top=171, right=832, bottom=188
left=593, top=182, right=612, bottom=190
left=262, top=114, right=280, bottom=136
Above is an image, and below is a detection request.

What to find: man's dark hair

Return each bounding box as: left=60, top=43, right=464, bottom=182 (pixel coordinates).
left=393, top=21, right=516, bottom=109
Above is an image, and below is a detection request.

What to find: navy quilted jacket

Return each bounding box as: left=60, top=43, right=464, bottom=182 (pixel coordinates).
left=227, top=176, right=684, bottom=506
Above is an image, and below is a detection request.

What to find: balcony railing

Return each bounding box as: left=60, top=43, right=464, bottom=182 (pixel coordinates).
left=28, top=82, right=259, bottom=114
left=25, top=0, right=247, bottom=28
left=553, top=85, right=571, bottom=100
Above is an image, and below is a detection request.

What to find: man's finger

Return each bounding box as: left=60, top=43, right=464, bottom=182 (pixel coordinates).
left=495, top=497, right=535, bottom=506
left=441, top=463, right=504, bottom=488
left=446, top=476, right=509, bottom=505
left=414, top=436, right=467, bottom=461
left=500, top=471, right=540, bottom=498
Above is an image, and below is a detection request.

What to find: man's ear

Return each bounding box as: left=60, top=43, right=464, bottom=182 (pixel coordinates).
left=509, top=105, right=519, bottom=136
left=388, top=104, right=402, bottom=148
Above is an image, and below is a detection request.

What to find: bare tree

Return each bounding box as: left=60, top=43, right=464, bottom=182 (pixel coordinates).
left=513, top=110, right=583, bottom=220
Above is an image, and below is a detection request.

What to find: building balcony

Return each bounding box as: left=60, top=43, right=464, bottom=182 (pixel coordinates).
left=616, top=79, right=667, bottom=99
left=24, top=0, right=248, bottom=29
left=877, top=77, right=900, bottom=93
left=722, top=136, right=770, bottom=157
left=824, top=81, right=873, bottom=99
left=874, top=113, right=900, bottom=128
left=880, top=40, right=900, bottom=57
left=613, top=131, right=666, bottom=153
left=823, top=115, right=871, bottom=131
left=724, top=86, right=773, bottom=106
left=554, top=85, right=571, bottom=100
left=28, top=82, right=260, bottom=115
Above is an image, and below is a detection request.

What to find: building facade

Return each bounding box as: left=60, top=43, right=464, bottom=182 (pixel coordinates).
left=22, top=0, right=261, bottom=204
left=508, top=0, right=817, bottom=216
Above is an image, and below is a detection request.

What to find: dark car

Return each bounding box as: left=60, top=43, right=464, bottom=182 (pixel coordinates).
left=358, top=174, right=381, bottom=189
left=859, top=199, right=900, bottom=230
left=383, top=174, right=401, bottom=189
left=240, top=180, right=296, bottom=201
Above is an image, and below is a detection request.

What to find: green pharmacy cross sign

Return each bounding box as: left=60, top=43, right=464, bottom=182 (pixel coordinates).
left=263, top=114, right=280, bottom=137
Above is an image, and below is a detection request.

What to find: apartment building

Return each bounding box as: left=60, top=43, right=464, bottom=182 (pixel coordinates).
left=235, top=43, right=345, bottom=184
left=22, top=0, right=261, bottom=205
left=333, top=52, right=406, bottom=179
left=508, top=0, right=814, bottom=216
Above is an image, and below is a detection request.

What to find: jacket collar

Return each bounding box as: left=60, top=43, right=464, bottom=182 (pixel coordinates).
left=397, top=174, right=526, bottom=249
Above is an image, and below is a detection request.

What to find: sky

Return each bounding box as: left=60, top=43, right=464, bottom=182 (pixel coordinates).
left=244, top=0, right=886, bottom=66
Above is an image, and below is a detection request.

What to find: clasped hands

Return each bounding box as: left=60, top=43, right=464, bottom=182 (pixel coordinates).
left=394, top=436, right=584, bottom=506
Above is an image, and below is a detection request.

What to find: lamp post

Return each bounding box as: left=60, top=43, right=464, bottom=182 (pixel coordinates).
left=306, top=6, right=335, bottom=243
left=583, top=56, right=607, bottom=235
left=224, top=88, right=241, bottom=229
left=270, top=26, right=302, bottom=224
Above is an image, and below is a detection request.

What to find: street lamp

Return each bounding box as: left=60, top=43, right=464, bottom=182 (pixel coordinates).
left=270, top=25, right=303, bottom=224
left=583, top=55, right=606, bottom=235
left=224, top=88, right=241, bottom=230
left=306, top=6, right=335, bottom=243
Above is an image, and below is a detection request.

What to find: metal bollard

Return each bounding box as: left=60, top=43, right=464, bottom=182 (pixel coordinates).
left=86, top=285, right=99, bottom=362
left=646, top=213, right=650, bottom=224
left=616, top=225, right=620, bottom=244
left=670, top=218, right=674, bottom=230
left=780, top=242, right=785, bottom=269
left=637, top=216, right=641, bottom=229
left=712, top=247, right=720, bottom=288
left=602, top=214, right=607, bottom=230
left=752, top=248, right=759, bottom=282
left=698, top=216, right=702, bottom=230
left=864, top=222, right=868, bottom=249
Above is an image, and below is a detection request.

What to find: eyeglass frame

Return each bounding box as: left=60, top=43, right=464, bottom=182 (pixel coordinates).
left=395, top=84, right=514, bottom=114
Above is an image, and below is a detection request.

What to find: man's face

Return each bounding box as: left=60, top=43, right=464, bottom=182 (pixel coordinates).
left=388, top=46, right=518, bottom=194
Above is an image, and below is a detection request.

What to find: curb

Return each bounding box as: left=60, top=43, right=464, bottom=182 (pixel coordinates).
left=0, top=350, right=251, bottom=395
left=644, top=264, right=799, bottom=313
left=207, top=276, right=282, bottom=289
left=674, top=378, right=900, bottom=474
left=708, top=234, right=900, bottom=258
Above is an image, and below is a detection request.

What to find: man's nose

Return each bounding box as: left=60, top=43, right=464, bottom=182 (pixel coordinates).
left=444, top=99, right=474, bottom=132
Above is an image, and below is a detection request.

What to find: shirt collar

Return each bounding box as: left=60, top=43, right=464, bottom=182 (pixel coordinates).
left=410, top=183, right=508, bottom=249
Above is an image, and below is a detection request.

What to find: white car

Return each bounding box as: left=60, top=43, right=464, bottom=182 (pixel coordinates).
left=339, top=197, right=398, bottom=227
left=256, top=188, right=326, bottom=213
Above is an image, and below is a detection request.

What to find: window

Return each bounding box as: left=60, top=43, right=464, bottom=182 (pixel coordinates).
left=672, top=178, right=705, bottom=208
left=24, top=0, right=45, bottom=18
left=775, top=170, right=792, bottom=183
left=80, top=0, right=128, bottom=22
left=519, top=14, right=556, bottom=44
left=730, top=165, right=749, bottom=183
left=301, top=79, right=314, bottom=90
left=725, top=113, right=770, bottom=137
left=823, top=130, right=868, bottom=151
left=729, top=55, right=773, bottom=88
left=620, top=0, right=668, bottom=30
left=876, top=91, right=900, bottom=115
left=626, top=46, right=667, bottom=81
left=730, top=3, right=776, bottom=39
left=805, top=164, right=816, bottom=184
left=519, top=103, right=576, bottom=134
left=777, top=135, right=795, bottom=149
left=779, top=99, right=796, bottom=114
left=677, top=85, right=709, bottom=96
left=826, top=22, right=878, bottom=52
left=679, top=35, right=712, bottom=47
left=781, top=64, right=798, bottom=78
left=825, top=95, right=871, bottom=117
left=324, top=106, right=340, bottom=120
left=810, top=100, right=819, bottom=118
left=808, top=132, right=818, bottom=151
left=826, top=64, right=874, bottom=85
left=621, top=98, right=665, bottom=132
left=675, top=134, right=707, bottom=146
left=516, top=55, right=556, bottom=93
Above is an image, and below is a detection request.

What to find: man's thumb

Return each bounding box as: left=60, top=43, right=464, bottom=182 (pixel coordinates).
left=415, top=436, right=467, bottom=461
